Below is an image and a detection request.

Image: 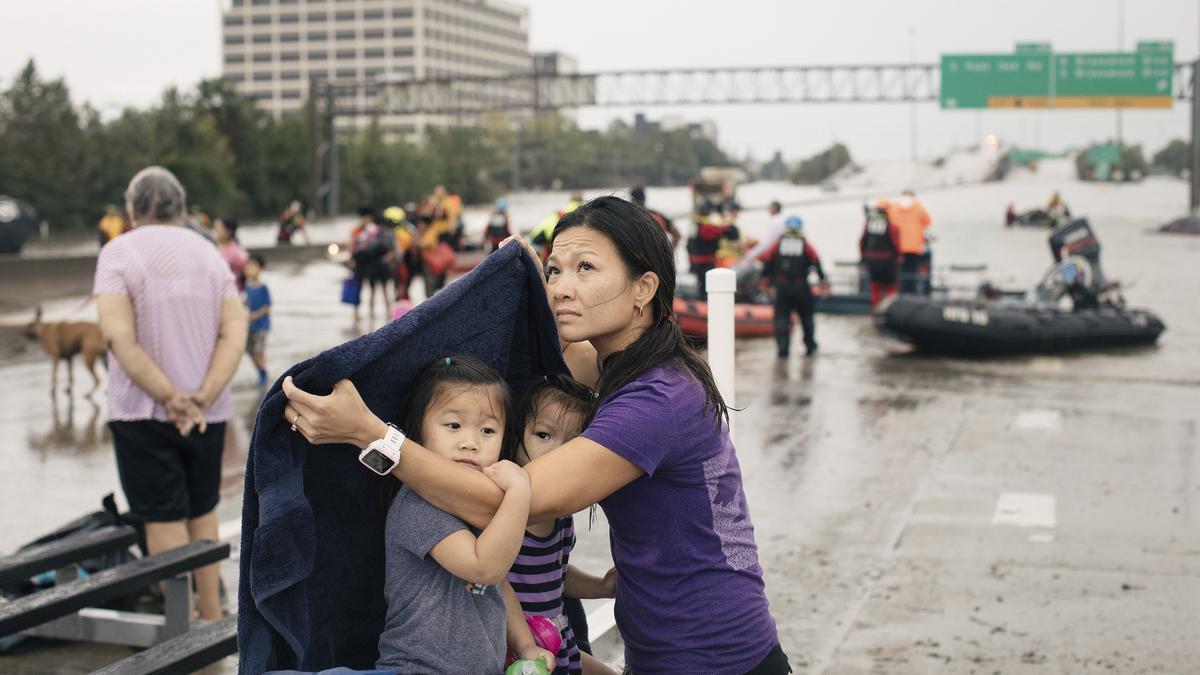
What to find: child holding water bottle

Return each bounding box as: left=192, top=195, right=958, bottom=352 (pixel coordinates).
left=503, top=375, right=618, bottom=675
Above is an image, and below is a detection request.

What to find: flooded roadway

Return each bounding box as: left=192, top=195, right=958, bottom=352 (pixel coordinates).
left=1, top=162, right=1198, bottom=673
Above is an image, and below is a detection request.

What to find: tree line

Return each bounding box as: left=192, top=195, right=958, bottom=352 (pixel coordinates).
left=0, top=60, right=731, bottom=232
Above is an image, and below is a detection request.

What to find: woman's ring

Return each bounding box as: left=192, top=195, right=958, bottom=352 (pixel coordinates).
left=291, top=413, right=302, bottom=432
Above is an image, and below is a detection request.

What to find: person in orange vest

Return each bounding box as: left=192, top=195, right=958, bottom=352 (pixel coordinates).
left=886, top=189, right=932, bottom=294
left=858, top=199, right=903, bottom=311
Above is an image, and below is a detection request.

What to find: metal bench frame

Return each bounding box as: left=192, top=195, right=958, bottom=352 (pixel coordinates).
left=1, top=539, right=229, bottom=649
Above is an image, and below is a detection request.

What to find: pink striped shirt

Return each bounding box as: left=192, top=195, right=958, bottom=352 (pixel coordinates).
left=93, top=225, right=238, bottom=423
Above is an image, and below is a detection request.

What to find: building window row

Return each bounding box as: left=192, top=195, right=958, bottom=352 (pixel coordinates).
left=224, top=9, right=414, bottom=26
left=432, top=0, right=523, bottom=28
left=424, top=28, right=527, bottom=59
left=424, top=45, right=529, bottom=71
left=227, top=47, right=417, bottom=65
left=425, top=8, right=526, bottom=43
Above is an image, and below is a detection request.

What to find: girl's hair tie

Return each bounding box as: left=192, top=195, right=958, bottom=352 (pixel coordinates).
left=444, top=357, right=452, bottom=366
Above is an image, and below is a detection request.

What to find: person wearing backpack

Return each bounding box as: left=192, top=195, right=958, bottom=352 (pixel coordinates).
left=350, top=206, right=395, bottom=323
left=859, top=199, right=903, bottom=311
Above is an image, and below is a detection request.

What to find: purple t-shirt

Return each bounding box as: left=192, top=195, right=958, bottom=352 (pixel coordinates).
left=581, top=362, right=778, bottom=674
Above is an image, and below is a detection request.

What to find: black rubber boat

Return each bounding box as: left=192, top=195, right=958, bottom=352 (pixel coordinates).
left=877, top=217, right=1165, bottom=355
left=876, top=295, right=1165, bottom=355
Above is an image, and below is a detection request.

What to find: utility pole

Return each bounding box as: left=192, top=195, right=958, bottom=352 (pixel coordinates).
left=1116, top=0, right=1124, bottom=150
left=307, top=77, right=320, bottom=216
left=909, top=25, right=918, bottom=161
left=1191, top=60, right=1199, bottom=214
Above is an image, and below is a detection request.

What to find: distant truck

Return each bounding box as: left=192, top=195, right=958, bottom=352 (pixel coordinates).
left=689, top=166, right=747, bottom=215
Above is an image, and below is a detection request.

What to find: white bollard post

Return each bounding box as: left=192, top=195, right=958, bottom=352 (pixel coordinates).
left=705, top=268, right=737, bottom=441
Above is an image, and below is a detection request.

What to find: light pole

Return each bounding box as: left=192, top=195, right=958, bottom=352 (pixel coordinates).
left=1116, top=0, right=1124, bottom=149
left=909, top=25, right=918, bottom=161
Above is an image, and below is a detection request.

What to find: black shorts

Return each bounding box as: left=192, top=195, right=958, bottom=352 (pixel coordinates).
left=109, top=420, right=226, bottom=523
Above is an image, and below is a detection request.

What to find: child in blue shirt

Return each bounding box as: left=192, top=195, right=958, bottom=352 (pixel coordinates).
left=243, top=254, right=271, bottom=387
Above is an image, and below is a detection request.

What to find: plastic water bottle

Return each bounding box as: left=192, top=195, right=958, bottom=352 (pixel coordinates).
left=505, top=658, right=551, bottom=675
left=525, top=614, right=563, bottom=656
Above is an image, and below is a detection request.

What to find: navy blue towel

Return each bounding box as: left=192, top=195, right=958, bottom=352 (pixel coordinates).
left=237, top=245, right=566, bottom=673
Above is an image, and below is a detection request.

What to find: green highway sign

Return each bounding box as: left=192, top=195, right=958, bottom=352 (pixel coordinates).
left=940, top=54, right=1051, bottom=108
left=1137, top=41, right=1173, bottom=52
left=941, top=41, right=1174, bottom=109
left=1016, top=42, right=1052, bottom=54
left=1053, top=50, right=1174, bottom=107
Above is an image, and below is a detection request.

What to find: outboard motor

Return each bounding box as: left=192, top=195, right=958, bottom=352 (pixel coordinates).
left=1048, top=218, right=1105, bottom=288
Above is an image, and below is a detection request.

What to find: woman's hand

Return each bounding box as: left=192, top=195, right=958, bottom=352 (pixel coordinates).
left=602, top=566, right=618, bottom=598
left=499, top=234, right=544, bottom=279
left=281, top=376, right=387, bottom=448
left=166, top=391, right=206, bottom=436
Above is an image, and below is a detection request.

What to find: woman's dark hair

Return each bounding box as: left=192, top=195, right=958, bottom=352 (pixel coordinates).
left=218, top=216, right=239, bottom=239
left=552, top=196, right=729, bottom=425
left=381, top=355, right=511, bottom=504
left=503, top=374, right=596, bottom=463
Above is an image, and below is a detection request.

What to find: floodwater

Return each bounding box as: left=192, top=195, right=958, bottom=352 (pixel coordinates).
left=1, top=158, right=1198, bottom=673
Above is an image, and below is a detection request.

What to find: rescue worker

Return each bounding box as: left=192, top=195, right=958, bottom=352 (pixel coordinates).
left=686, top=205, right=732, bottom=295
left=713, top=202, right=745, bottom=268
left=858, top=198, right=903, bottom=311
left=483, top=198, right=511, bottom=251
left=383, top=206, right=416, bottom=304
left=886, top=189, right=932, bottom=294
left=529, top=192, right=583, bottom=261
left=758, top=216, right=828, bottom=357
left=1047, top=191, right=1071, bottom=228
left=630, top=185, right=681, bottom=249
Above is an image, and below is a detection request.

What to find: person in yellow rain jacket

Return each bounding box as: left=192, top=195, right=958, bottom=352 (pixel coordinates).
left=529, top=192, right=583, bottom=261
left=98, top=205, right=129, bottom=246
left=384, top=206, right=418, bottom=305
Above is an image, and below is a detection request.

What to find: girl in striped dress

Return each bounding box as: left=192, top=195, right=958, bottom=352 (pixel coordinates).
left=504, top=375, right=618, bottom=675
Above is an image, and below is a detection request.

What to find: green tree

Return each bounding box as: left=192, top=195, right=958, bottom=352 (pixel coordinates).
left=193, top=78, right=309, bottom=217
left=791, top=143, right=852, bottom=184
left=0, top=60, right=91, bottom=229
left=1152, top=139, right=1190, bottom=177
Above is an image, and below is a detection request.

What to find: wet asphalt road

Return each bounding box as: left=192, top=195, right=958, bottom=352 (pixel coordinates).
left=1, top=168, right=1197, bottom=673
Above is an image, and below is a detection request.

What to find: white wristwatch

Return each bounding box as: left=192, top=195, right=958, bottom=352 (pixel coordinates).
left=359, top=423, right=405, bottom=476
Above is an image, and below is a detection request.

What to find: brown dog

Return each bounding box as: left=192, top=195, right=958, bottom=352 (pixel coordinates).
left=24, top=307, right=106, bottom=395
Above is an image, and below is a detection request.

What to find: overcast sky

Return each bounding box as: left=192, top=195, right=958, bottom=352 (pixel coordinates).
left=3, top=0, right=1198, bottom=162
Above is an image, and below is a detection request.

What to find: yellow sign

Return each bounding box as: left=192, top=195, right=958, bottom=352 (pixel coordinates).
left=986, top=95, right=1172, bottom=109
left=986, top=96, right=1051, bottom=108
left=1052, top=95, right=1173, bottom=109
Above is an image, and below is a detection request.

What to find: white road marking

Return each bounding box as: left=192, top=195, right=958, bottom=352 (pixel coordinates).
left=992, top=492, right=1057, bottom=529
left=1015, top=409, right=1063, bottom=432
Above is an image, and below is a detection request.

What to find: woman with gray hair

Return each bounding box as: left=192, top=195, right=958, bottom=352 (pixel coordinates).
left=94, top=166, right=248, bottom=619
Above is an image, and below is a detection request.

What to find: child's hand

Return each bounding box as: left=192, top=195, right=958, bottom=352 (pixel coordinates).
left=518, top=645, right=556, bottom=673
left=602, top=566, right=617, bottom=597
left=482, top=459, right=530, bottom=493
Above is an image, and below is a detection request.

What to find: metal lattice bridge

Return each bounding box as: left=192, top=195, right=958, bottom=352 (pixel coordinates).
left=308, top=62, right=1198, bottom=214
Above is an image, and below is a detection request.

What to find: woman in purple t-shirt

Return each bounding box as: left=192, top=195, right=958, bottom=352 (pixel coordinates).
left=283, top=197, right=789, bottom=674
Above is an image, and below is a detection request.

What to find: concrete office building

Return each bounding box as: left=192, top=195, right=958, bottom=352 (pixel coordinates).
left=220, top=0, right=531, bottom=135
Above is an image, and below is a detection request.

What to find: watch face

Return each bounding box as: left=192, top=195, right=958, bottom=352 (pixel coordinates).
left=362, top=449, right=395, bottom=475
